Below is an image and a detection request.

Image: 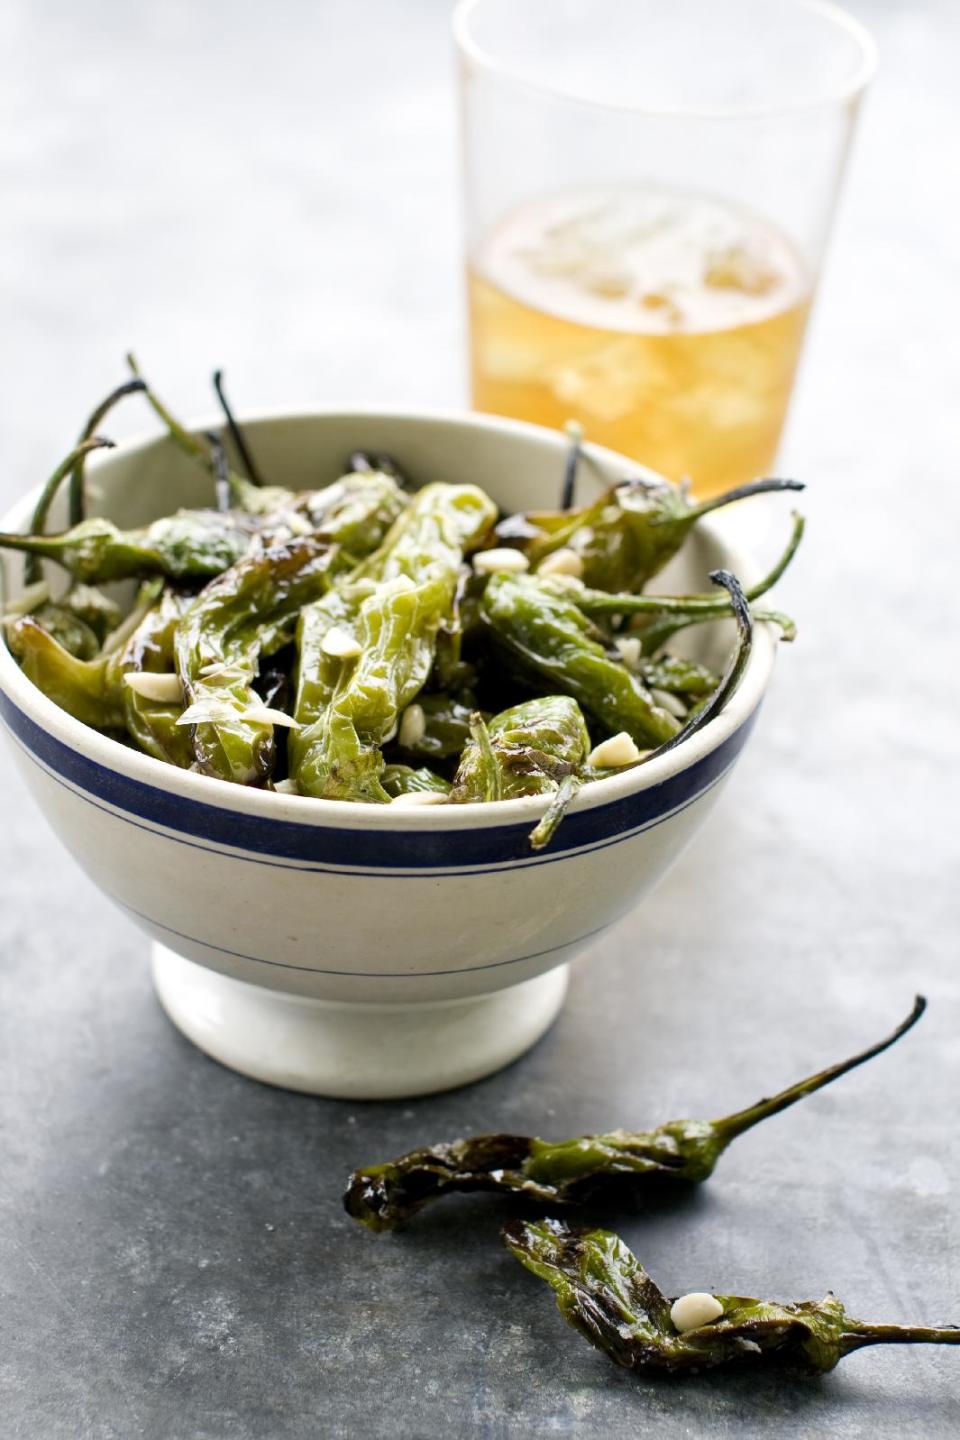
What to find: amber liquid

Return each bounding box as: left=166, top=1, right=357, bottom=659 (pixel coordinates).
left=468, top=187, right=811, bottom=496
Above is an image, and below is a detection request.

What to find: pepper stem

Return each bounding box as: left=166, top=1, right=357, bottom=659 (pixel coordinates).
left=529, top=773, right=581, bottom=851
left=69, top=379, right=146, bottom=526
left=469, top=712, right=502, bottom=802
left=127, top=354, right=257, bottom=509
left=574, top=513, right=804, bottom=623
left=23, top=437, right=115, bottom=585
left=204, top=431, right=233, bottom=514
left=713, top=996, right=927, bottom=1145
left=560, top=421, right=583, bottom=510
left=645, top=570, right=752, bottom=761
left=683, top=476, right=805, bottom=521
left=212, top=369, right=265, bottom=487
left=840, top=1320, right=960, bottom=1354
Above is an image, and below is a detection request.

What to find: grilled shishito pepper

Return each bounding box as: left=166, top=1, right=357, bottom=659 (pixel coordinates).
left=5, top=616, right=127, bottom=730
left=518, top=476, right=802, bottom=593
left=521, top=476, right=804, bottom=594
left=0, top=510, right=259, bottom=584
left=343, top=1000, right=925, bottom=1230
left=482, top=572, right=680, bottom=749
left=451, top=696, right=590, bottom=802
left=381, top=764, right=451, bottom=798
left=504, top=1218, right=960, bottom=1378
left=290, top=483, right=497, bottom=802
left=122, top=588, right=195, bottom=767
left=176, top=535, right=339, bottom=785
left=4, top=581, right=180, bottom=746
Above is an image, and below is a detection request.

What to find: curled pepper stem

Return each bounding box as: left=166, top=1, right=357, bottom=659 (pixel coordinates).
left=682, top=475, right=805, bottom=522
left=22, top=437, right=115, bottom=585
left=714, top=995, right=927, bottom=1144
left=212, top=369, right=265, bottom=487
left=69, top=379, right=146, bottom=527
left=641, top=569, right=752, bottom=762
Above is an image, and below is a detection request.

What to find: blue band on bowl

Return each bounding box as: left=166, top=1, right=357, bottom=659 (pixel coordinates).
left=0, top=690, right=755, bottom=870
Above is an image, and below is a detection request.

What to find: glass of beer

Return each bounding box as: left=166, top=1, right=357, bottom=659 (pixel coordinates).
left=455, top=0, right=875, bottom=496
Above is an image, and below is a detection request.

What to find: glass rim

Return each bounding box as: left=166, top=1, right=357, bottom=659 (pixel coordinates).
left=452, top=0, right=877, bottom=121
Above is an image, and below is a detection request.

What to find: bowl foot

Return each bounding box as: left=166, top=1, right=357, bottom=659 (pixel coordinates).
left=151, top=944, right=569, bottom=1100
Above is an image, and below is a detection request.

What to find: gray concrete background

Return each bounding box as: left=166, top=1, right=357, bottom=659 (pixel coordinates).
left=1, top=1, right=958, bottom=1436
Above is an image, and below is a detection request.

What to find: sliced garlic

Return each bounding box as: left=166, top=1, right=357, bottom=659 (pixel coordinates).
left=670, top=1293, right=724, bottom=1333
left=587, top=732, right=648, bottom=768
left=198, top=660, right=253, bottom=681
left=389, top=791, right=448, bottom=807
left=124, top=672, right=183, bottom=703
left=176, top=700, right=239, bottom=726
left=321, top=625, right=363, bottom=659
left=272, top=778, right=300, bottom=795
left=398, top=703, right=426, bottom=750
left=614, top=637, right=642, bottom=670
left=284, top=510, right=314, bottom=537
left=239, top=705, right=301, bottom=729
left=472, top=548, right=530, bottom=576
left=537, top=548, right=584, bottom=579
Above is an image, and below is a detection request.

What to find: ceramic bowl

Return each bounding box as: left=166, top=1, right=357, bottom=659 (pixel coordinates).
left=0, top=410, right=778, bottom=1098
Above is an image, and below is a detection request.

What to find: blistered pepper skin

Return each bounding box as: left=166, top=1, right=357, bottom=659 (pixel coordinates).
left=291, top=483, right=497, bottom=802
left=482, top=572, right=679, bottom=748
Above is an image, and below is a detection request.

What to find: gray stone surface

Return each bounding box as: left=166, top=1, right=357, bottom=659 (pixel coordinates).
left=1, top=1, right=958, bottom=1435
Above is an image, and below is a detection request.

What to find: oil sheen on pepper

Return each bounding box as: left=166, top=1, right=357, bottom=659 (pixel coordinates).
left=467, top=186, right=810, bottom=497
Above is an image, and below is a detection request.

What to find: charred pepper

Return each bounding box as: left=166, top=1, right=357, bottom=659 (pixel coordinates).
left=519, top=476, right=804, bottom=593
left=290, top=483, right=497, bottom=802
left=344, top=999, right=925, bottom=1230
left=504, top=1218, right=959, bottom=1378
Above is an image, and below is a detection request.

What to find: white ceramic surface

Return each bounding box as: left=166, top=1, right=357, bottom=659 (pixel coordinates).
left=0, top=409, right=778, bottom=1097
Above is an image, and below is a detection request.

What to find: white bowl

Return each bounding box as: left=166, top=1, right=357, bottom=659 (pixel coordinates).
left=0, top=410, right=777, bottom=1098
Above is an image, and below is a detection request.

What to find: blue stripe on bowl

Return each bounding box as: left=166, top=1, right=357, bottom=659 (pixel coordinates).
left=0, top=689, right=756, bottom=870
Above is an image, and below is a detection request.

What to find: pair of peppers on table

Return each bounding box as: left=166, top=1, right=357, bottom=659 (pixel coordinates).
left=1, top=360, right=803, bottom=849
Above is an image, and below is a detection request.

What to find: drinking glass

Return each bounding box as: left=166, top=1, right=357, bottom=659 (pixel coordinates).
left=455, top=0, right=875, bottom=495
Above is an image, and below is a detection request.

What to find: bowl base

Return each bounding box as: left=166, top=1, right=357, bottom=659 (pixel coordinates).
left=151, top=944, right=569, bottom=1100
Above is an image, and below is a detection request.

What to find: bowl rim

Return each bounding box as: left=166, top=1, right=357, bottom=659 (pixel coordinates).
left=0, top=404, right=778, bottom=834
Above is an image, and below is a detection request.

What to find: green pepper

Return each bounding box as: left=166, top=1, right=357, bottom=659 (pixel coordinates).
left=20, top=582, right=127, bottom=661
left=5, top=616, right=127, bottom=730
left=450, top=696, right=592, bottom=850
left=452, top=697, right=589, bottom=802
left=0, top=510, right=259, bottom=585
left=132, top=355, right=410, bottom=536
left=504, top=1219, right=960, bottom=1378
left=482, top=573, right=679, bottom=748
left=5, top=581, right=163, bottom=732
left=290, top=483, right=497, bottom=802
left=381, top=764, right=451, bottom=798
left=637, top=654, right=718, bottom=696
left=343, top=999, right=924, bottom=1230
left=19, top=438, right=116, bottom=587
left=122, top=588, right=195, bottom=767
left=544, top=510, right=804, bottom=637
left=176, top=536, right=338, bottom=785
left=520, top=476, right=804, bottom=593
left=26, top=605, right=101, bottom=661
left=393, top=691, right=478, bottom=762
